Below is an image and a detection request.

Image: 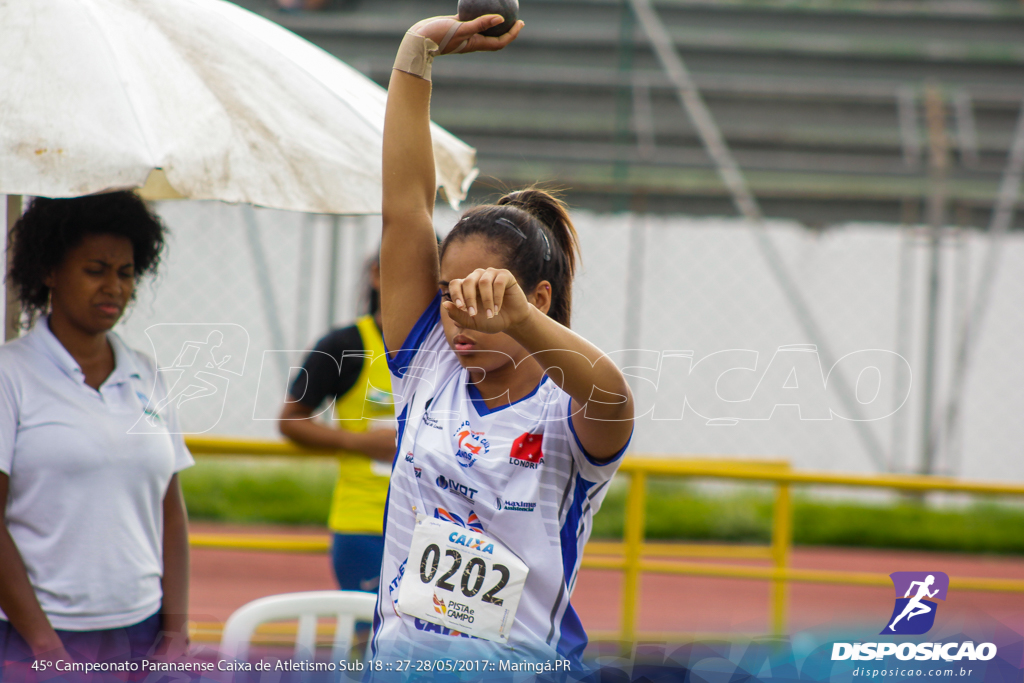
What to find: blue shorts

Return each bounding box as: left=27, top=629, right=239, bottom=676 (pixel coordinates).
left=0, top=611, right=161, bottom=681
left=331, top=533, right=384, bottom=593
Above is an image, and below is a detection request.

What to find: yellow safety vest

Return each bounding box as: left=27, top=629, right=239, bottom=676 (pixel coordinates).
left=327, top=315, right=394, bottom=535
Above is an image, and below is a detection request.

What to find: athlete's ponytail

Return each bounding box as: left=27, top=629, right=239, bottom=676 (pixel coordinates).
left=441, top=187, right=580, bottom=327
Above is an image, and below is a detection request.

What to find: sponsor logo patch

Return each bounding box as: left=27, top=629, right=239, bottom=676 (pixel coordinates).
left=509, top=432, right=544, bottom=469
left=502, top=500, right=536, bottom=512
left=443, top=599, right=476, bottom=623
left=386, top=559, right=407, bottom=615
left=446, top=532, right=494, bottom=554
left=136, top=391, right=163, bottom=423
left=413, top=617, right=477, bottom=639
left=454, top=420, right=489, bottom=468
left=433, top=507, right=484, bottom=533
left=435, top=475, right=478, bottom=501
left=367, top=386, right=393, bottom=405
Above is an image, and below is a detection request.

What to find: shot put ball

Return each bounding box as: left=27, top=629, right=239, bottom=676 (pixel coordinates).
left=457, top=0, right=519, bottom=37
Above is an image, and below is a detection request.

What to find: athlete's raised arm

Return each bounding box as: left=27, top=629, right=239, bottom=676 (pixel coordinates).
left=380, top=15, right=523, bottom=352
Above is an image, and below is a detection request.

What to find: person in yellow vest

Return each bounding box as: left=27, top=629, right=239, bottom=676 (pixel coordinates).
left=278, top=258, right=396, bottom=593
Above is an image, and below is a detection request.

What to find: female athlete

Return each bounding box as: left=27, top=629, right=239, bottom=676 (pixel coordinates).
left=370, top=13, right=635, bottom=671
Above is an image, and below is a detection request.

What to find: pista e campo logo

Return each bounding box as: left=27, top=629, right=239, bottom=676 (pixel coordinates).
left=882, top=572, right=949, bottom=635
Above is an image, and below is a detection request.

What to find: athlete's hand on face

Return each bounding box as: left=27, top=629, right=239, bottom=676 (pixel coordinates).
left=443, top=268, right=532, bottom=334
left=409, top=14, right=523, bottom=55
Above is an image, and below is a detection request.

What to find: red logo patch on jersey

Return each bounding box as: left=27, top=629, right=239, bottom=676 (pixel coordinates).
left=509, top=432, right=544, bottom=468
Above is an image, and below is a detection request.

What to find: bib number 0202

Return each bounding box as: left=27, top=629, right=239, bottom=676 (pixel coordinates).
left=419, top=544, right=510, bottom=605
left=396, top=516, right=529, bottom=643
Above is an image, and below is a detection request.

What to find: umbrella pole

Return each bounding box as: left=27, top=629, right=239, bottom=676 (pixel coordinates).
left=5, top=195, right=22, bottom=341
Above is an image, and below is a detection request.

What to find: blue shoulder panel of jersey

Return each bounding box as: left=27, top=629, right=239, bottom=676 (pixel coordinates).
left=386, top=291, right=442, bottom=377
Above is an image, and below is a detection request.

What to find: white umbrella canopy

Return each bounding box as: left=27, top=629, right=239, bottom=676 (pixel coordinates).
left=0, top=0, right=477, bottom=213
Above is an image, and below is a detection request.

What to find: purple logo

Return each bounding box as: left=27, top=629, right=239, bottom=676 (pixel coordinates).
left=881, top=571, right=949, bottom=635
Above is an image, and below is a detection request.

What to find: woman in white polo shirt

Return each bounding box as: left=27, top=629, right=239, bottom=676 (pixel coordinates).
left=0, top=192, right=192, bottom=671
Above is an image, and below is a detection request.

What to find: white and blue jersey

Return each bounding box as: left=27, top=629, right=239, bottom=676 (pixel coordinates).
left=370, top=293, right=628, bottom=671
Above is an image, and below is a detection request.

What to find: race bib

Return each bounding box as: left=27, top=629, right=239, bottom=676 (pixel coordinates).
left=396, top=516, right=528, bottom=643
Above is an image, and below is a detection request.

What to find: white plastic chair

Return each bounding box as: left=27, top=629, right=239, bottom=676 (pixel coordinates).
left=220, top=590, right=377, bottom=663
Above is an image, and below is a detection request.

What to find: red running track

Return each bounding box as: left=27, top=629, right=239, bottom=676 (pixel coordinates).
left=188, top=522, right=1024, bottom=641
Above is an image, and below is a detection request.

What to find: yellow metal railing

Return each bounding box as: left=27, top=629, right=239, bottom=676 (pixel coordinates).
left=184, top=436, right=1024, bottom=642
left=592, top=457, right=1024, bottom=641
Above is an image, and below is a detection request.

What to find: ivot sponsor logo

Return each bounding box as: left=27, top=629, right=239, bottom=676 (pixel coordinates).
left=435, top=475, right=477, bottom=502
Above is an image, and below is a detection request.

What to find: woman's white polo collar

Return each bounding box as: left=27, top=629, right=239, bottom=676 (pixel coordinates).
left=26, top=317, right=143, bottom=386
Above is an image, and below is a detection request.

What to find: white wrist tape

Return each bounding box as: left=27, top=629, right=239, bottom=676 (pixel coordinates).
left=393, top=32, right=439, bottom=81
left=393, top=24, right=467, bottom=81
